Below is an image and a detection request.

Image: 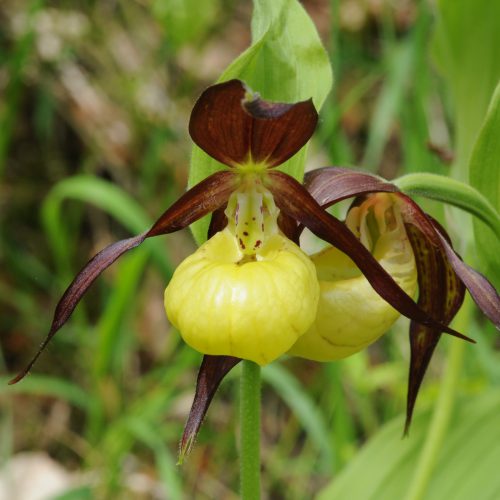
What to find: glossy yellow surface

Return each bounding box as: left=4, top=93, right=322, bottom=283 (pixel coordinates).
left=165, top=228, right=319, bottom=365
left=288, top=194, right=418, bottom=361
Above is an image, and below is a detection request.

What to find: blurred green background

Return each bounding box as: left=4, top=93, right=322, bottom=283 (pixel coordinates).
left=1, top=1, right=499, bottom=499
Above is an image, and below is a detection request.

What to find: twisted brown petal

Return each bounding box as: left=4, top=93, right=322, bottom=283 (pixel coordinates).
left=435, top=230, right=500, bottom=330
left=179, top=355, right=241, bottom=463
left=404, top=222, right=465, bottom=434
left=9, top=172, right=238, bottom=384
left=396, top=198, right=500, bottom=330
left=394, top=197, right=499, bottom=431
left=304, top=166, right=398, bottom=207
left=189, top=80, right=318, bottom=168
left=266, top=171, right=473, bottom=342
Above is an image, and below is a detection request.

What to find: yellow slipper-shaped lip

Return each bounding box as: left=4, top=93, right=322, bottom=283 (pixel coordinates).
left=165, top=228, right=319, bottom=365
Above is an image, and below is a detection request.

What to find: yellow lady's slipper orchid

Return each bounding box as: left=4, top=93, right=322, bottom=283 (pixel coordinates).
left=11, top=80, right=499, bottom=451
left=289, top=193, right=417, bottom=361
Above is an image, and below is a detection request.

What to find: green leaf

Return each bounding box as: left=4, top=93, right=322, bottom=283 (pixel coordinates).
left=318, top=390, right=500, bottom=500
left=189, top=0, right=333, bottom=244
left=469, top=82, right=500, bottom=289
left=432, top=0, right=500, bottom=176
left=394, top=172, right=500, bottom=241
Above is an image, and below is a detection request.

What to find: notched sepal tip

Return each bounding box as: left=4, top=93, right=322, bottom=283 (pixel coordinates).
left=189, top=79, right=318, bottom=168
left=243, top=89, right=314, bottom=121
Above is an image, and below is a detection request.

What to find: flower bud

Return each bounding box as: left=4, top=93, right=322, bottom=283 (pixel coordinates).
left=165, top=228, right=319, bottom=365
left=288, top=193, right=417, bottom=361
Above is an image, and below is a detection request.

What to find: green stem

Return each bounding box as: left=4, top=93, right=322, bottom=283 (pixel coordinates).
left=240, top=360, right=261, bottom=500
left=404, top=295, right=473, bottom=500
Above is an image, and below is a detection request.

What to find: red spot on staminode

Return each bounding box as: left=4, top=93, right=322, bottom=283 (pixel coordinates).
left=255, top=240, right=262, bottom=248
left=239, top=238, right=246, bottom=249
left=243, top=231, right=249, bottom=236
